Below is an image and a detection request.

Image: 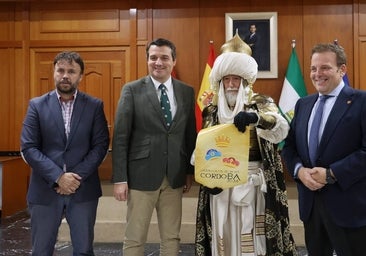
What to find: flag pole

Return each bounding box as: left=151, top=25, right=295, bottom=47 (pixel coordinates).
left=291, top=39, right=296, bottom=49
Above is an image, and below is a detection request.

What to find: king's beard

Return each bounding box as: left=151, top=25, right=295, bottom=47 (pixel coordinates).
left=225, top=90, right=238, bottom=109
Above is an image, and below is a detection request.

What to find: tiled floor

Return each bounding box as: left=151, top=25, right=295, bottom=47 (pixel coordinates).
left=0, top=210, right=308, bottom=256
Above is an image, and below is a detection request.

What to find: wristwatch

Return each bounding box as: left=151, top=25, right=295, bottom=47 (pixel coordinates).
left=326, top=168, right=336, bottom=184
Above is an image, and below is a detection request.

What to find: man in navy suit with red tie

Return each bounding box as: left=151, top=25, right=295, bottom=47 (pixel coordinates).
left=21, top=51, right=110, bottom=255
left=282, top=43, right=366, bottom=255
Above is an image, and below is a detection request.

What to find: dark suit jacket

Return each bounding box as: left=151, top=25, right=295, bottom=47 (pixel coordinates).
left=244, top=33, right=258, bottom=51
left=21, top=90, right=110, bottom=205
left=282, top=85, right=366, bottom=227
left=112, top=76, right=197, bottom=190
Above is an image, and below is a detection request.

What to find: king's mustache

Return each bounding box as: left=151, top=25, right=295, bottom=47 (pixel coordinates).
left=226, top=88, right=239, bottom=92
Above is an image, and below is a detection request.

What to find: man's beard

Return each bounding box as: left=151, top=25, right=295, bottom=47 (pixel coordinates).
left=56, top=81, right=77, bottom=95
left=225, top=90, right=238, bottom=109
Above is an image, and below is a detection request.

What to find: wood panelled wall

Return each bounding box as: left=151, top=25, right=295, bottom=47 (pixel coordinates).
left=0, top=0, right=365, bottom=151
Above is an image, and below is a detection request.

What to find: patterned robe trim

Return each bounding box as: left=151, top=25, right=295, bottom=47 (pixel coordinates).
left=218, top=237, right=225, bottom=256
left=241, top=233, right=255, bottom=253
left=256, top=215, right=266, bottom=235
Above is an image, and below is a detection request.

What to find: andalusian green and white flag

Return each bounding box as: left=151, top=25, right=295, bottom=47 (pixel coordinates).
left=279, top=45, right=307, bottom=123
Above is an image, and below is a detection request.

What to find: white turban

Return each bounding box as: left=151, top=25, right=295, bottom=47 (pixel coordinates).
left=209, top=52, right=258, bottom=91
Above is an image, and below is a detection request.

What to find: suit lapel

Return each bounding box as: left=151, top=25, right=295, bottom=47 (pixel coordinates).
left=320, top=86, right=355, bottom=150
left=171, top=79, right=184, bottom=128
left=300, top=95, right=318, bottom=154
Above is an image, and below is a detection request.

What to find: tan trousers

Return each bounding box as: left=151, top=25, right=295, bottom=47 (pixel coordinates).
left=123, top=176, right=183, bottom=256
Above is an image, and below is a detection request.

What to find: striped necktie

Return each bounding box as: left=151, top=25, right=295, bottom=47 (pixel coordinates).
left=159, top=84, right=172, bottom=127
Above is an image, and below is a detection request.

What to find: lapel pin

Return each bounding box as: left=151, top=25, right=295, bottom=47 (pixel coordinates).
left=347, top=100, right=352, bottom=104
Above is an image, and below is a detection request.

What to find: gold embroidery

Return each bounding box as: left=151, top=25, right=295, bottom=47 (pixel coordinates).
left=241, top=233, right=254, bottom=253
left=256, top=214, right=266, bottom=235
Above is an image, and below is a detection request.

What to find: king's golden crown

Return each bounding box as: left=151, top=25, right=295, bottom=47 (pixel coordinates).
left=221, top=31, right=252, bottom=55
left=215, top=135, right=231, bottom=147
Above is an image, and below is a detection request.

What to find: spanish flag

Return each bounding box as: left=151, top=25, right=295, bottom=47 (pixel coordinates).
left=195, top=41, right=216, bottom=132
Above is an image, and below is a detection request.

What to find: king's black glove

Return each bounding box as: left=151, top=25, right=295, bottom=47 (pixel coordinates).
left=203, top=186, right=223, bottom=195
left=233, top=111, right=259, bottom=133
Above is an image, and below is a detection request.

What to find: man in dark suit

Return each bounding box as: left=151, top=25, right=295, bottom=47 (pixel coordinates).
left=244, top=24, right=258, bottom=51
left=282, top=43, right=366, bottom=255
left=244, top=24, right=260, bottom=66
left=112, top=38, right=196, bottom=256
left=21, top=51, right=110, bottom=256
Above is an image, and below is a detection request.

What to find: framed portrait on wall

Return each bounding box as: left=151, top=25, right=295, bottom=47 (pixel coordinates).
left=225, top=12, right=278, bottom=79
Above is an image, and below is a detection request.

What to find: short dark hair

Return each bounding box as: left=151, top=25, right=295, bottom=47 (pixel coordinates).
left=53, top=51, right=85, bottom=74
left=146, top=38, right=177, bottom=61
left=311, top=43, right=347, bottom=67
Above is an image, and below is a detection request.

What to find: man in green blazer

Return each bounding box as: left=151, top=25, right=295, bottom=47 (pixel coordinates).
left=112, top=38, right=197, bottom=256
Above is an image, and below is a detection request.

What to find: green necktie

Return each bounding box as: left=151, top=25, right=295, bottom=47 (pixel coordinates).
left=159, top=84, right=172, bottom=127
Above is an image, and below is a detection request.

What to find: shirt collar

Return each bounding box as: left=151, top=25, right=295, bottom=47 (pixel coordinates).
left=150, top=76, right=173, bottom=92
left=56, top=89, right=78, bottom=102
